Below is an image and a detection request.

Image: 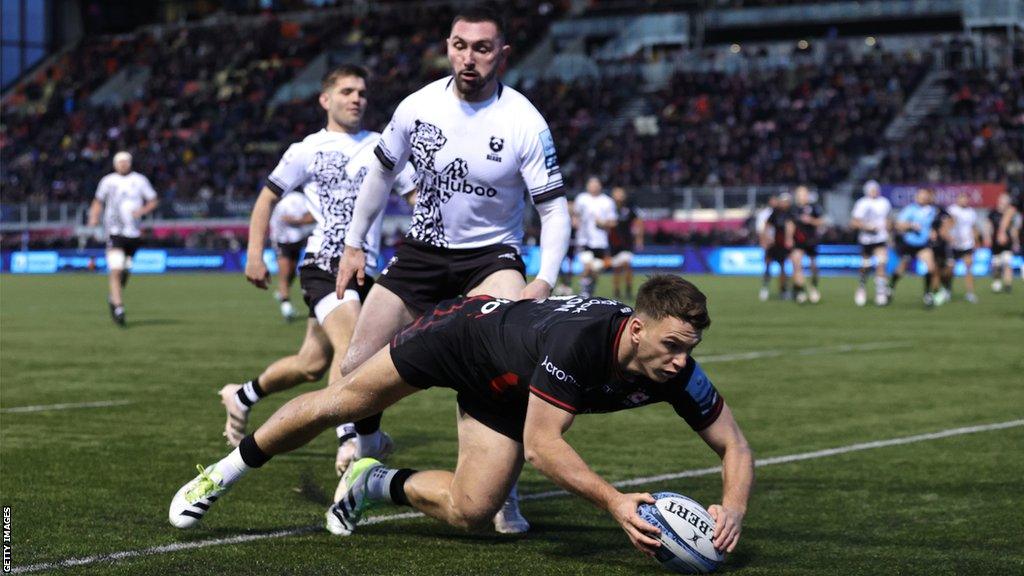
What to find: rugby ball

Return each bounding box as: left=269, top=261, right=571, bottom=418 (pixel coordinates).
left=636, top=492, right=723, bottom=574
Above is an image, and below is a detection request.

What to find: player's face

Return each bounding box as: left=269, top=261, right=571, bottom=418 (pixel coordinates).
left=612, top=188, right=626, bottom=204
left=915, top=189, right=931, bottom=205
left=632, top=315, right=702, bottom=383
left=795, top=186, right=810, bottom=205
left=956, top=194, right=970, bottom=208
left=321, top=75, right=367, bottom=131
left=447, top=20, right=509, bottom=100
left=114, top=159, right=131, bottom=175
left=586, top=177, right=602, bottom=196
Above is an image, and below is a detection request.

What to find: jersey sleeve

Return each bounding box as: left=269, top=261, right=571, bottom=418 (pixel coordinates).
left=266, top=143, right=311, bottom=196
left=604, top=198, right=619, bottom=223
left=139, top=175, right=157, bottom=201
left=94, top=176, right=110, bottom=202
left=897, top=206, right=913, bottom=223
left=391, top=161, right=417, bottom=196
left=518, top=108, right=564, bottom=204
left=851, top=199, right=867, bottom=220
left=669, top=360, right=724, bottom=431
left=528, top=332, right=587, bottom=414
left=374, top=95, right=415, bottom=173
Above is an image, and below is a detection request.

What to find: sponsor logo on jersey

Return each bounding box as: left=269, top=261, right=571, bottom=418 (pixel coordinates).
left=539, top=129, right=558, bottom=169
left=489, top=136, right=504, bottom=152
left=541, top=355, right=576, bottom=384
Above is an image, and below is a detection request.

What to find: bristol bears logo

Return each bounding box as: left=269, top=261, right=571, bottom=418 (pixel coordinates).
left=487, top=136, right=504, bottom=163
left=408, top=120, right=497, bottom=247
left=311, top=151, right=367, bottom=272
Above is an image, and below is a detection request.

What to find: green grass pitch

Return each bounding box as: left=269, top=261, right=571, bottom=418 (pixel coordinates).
left=1, top=272, right=1022, bottom=575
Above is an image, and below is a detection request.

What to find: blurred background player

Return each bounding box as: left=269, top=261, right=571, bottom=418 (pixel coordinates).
left=574, top=176, right=617, bottom=299
left=946, top=192, right=981, bottom=303
left=755, top=195, right=777, bottom=301
left=217, top=66, right=415, bottom=456
left=760, top=192, right=794, bottom=301
left=335, top=7, right=571, bottom=534
left=789, top=185, right=825, bottom=304
left=267, top=190, right=315, bottom=320
left=892, top=188, right=941, bottom=306
left=850, top=180, right=892, bottom=306
left=86, top=151, right=159, bottom=327
left=928, top=195, right=955, bottom=306
left=986, top=193, right=1018, bottom=293
left=609, top=186, right=643, bottom=301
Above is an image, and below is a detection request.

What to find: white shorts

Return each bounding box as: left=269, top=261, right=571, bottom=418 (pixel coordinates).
left=611, top=251, right=634, bottom=267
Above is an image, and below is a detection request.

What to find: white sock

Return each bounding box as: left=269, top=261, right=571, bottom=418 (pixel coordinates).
left=213, top=448, right=251, bottom=486
left=233, top=381, right=262, bottom=412
left=875, top=276, right=888, bottom=294
left=336, top=423, right=357, bottom=444
left=366, top=466, right=398, bottom=503
left=356, top=430, right=382, bottom=457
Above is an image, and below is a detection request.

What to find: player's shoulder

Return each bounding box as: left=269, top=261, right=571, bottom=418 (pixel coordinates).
left=401, top=77, right=452, bottom=107
left=497, top=83, right=547, bottom=123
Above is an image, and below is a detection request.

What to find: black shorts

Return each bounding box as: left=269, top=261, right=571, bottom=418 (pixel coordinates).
left=107, top=235, right=142, bottom=257
left=275, top=240, right=305, bottom=261
left=896, top=239, right=925, bottom=258
left=299, top=263, right=374, bottom=319
left=794, top=243, right=818, bottom=258
left=389, top=296, right=526, bottom=442
left=581, top=246, right=609, bottom=259
left=931, top=241, right=953, bottom=266
left=766, top=245, right=790, bottom=263
left=952, top=247, right=974, bottom=260
left=859, top=242, right=887, bottom=257
left=377, top=238, right=526, bottom=315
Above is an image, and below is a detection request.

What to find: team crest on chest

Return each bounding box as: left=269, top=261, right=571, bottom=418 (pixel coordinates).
left=487, top=136, right=504, bottom=162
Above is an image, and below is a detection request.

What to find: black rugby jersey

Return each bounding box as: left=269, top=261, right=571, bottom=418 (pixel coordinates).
left=791, top=202, right=823, bottom=245
left=390, top=295, right=723, bottom=431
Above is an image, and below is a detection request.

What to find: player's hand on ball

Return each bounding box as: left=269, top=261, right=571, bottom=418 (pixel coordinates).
left=520, top=278, right=552, bottom=301
left=610, top=492, right=661, bottom=557
left=708, top=504, right=743, bottom=553
left=245, top=254, right=270, bottom=289
left=337, top=246, right=366, bottom=296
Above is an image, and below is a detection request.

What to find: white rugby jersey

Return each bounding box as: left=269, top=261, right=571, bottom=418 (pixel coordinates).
left=267, top=129, right=415, bottom=273
left=269, top=191, right=314, bottom=246
left=946, top=205, right=979, bottom=250
left=374, top=76, right=564, bottom=250
left=94, top=171, right=157, bottom=238
left=574, top=193, right=617, bottom=249
left=851, top=196, right=892, bottom=245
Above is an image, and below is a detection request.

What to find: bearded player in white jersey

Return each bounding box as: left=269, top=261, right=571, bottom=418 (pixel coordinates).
left=87, top=151, right=159, bottom=327
left=330, top=6, right=572, bottom=534
left=268, top=191, right=315, bottom=320
left=850, top=180, right=892, bottom=306
left=214, top=66, right=415, bottom=465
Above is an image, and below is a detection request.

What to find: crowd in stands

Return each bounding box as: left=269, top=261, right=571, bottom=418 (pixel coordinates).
left=577, top=46, right=931, bottom=190
left=879, top=66, right=1024, bottom=187
left=0, top=1, right=563, bottom=210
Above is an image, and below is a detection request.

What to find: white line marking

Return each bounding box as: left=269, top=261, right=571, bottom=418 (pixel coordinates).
left=12, top=418, right=1022, bottom=574
left=0, top=400, right=135, bottom=414
left=700, top=342, right=910, bottom=364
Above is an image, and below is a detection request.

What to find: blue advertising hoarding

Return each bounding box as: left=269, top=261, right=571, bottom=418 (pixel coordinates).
left=2, top=246, right=1020, bottom=276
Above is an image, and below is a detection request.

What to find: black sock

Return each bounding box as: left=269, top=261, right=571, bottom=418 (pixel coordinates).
left=923, top=275, right=931, bottom=293
left=890, top=272, right=901, bottom=288
left=355, top=413, right=383, bottom=435
left=389, top=468, right=418, bottom=506
left=236, top=377, right=265, bottom=408
left=859, top=267, right=870, bottom=286
left=811, top=272, right=819, bottom=287
left=239, top=434, right=271, bottom=468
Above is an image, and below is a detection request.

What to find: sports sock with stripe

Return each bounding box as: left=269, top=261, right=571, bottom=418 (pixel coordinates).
left=234, top=377, right=265, bottom=412
left=366, top=466, right=418, bottom=505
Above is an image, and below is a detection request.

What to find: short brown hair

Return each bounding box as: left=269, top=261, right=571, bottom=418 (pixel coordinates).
left=634, top=275, right=711, bottom=330
left=451, top=4, right=506, bottom=39
left=321, top=64, right=369, bottom=93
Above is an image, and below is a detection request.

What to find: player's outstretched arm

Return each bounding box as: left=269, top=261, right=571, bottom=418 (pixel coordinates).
left=696, top=402, right=753, bottom=553
left=87, top=199, right=103, bottom=228
left=523, top=197, right=571, bottom=300
left=338, top=157, right=398, bottom=294
left=245, top=187, right=279, bottom=289
left=523, top=394, right=662, bottom=556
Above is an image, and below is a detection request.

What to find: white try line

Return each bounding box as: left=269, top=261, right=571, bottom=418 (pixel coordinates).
left=12, top=418, right=1023, bottom=574
left=700, top=341, right=910, bottom=364
left=0, top=400, right=135, bottom=414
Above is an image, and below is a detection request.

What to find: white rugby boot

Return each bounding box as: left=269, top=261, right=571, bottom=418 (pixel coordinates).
left=169, top=465, right=229, bottom=529
left=493, top=483, right=530, bottom=534
left=326, top=458, right=382, bottom=536
left=854, top=286, right=867, bottom=307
